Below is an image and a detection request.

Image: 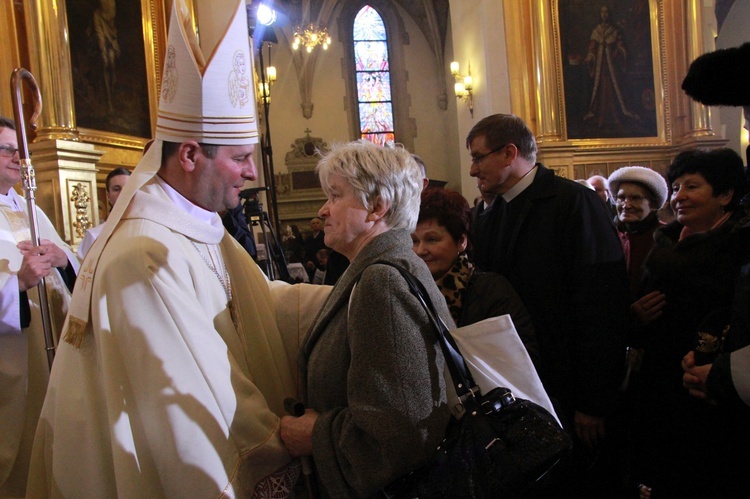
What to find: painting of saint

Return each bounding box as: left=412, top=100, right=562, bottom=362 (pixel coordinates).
left=560, top=0, right=657, bottom=139
left=66, top=0, right=152, bottom=138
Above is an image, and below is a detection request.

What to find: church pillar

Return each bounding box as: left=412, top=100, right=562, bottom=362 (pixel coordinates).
left=683, top=0, right=712, bottom=137
left=530, top=0, right=563, bottom=142
left=23, top=0, right=78, bottom=141
left=20, top=0, right=104, bottom=246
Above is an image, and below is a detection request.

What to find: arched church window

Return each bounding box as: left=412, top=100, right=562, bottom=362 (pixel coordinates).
left=353, top=5, right=394, bottom=146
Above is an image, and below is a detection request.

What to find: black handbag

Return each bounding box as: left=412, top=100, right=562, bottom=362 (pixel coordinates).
left=373, top=262, right=572, bottom=498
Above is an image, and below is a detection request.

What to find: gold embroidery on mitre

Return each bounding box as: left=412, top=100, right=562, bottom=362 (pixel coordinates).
left=229, top=50, right=250, bottom=108
left=162, top=45, right=178, bottom=103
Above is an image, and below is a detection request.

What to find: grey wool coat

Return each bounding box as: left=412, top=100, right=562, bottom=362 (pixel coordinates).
left=299, top=228, right=454, bottom=498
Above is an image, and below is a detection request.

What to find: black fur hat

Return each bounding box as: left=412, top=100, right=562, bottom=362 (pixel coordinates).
left=682, top=42, right=750, bottom=107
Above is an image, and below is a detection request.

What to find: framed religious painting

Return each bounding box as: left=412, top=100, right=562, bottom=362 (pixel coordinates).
left=65, top=0, right=166, bottom=147
left=557, top=0, right=663, bottom=140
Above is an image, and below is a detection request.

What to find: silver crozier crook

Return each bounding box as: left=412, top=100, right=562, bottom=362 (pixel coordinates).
left=11, top=68, right=55, bottom=368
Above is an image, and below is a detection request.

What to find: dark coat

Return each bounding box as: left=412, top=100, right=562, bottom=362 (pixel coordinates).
left=616, top=211, right=663, bottom=297
left=304, top=231, right=328, bottom=268
left=637, top=215, right=750, bottom=371
left=472, top=164, right=629, bottom=419
left=631, top=214, right=750, bottom=495
left=707, top=259, right=750, bottom=414
left=460, top=270, right=540, bottom=366
left=299, top=229, right=453, bottom=498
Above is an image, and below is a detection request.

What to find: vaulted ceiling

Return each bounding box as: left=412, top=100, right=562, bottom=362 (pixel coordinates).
left=260, top=0, right=451, bottom=56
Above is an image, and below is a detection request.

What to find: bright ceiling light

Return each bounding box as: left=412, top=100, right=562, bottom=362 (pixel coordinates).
left=256, top=4, right=277, bottom=26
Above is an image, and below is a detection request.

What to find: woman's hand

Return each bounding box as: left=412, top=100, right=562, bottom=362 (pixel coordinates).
left=631, top=291, right=666, bottom=324
left=280, top=409, right=319, bottom=457
left=681, top=351, right=715, bottom=403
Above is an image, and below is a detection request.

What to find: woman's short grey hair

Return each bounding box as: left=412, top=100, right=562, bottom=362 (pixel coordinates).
left=316, top=140, right=423, bottom=231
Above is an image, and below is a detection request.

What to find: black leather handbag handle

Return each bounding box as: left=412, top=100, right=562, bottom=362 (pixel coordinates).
left=362, top=261, right=480, bottom=401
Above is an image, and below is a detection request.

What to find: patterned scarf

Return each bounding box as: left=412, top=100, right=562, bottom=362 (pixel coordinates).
left=435, top=253, right=474, bottom=324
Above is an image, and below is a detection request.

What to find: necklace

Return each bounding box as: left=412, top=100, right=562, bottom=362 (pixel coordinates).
left=190, top=240, right=238, bottom=329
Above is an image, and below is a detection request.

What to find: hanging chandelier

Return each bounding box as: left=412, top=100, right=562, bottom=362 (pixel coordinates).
left=292, top=23, right=331, bottom=52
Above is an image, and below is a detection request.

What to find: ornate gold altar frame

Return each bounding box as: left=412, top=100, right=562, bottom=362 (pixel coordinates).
left=4, top=0, right=169, bottom=246
left=502, top=1, right=723, bottom=180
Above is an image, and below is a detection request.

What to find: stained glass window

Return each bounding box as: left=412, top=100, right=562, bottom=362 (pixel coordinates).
left=353, top=6, right=394, bottom=146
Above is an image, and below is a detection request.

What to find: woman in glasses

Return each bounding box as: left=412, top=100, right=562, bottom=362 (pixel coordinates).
left=607, top=166, right=668, bottom=297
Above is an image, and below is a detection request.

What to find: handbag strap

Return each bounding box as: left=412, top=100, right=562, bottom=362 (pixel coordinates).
left=355, top=261, right=481, bottom=402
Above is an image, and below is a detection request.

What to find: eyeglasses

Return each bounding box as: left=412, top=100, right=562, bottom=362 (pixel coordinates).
left=0, top=145, right=19, bottom=158
left=615, top=194, right=647, bottom=204
left=470, top=143, right=511, bottom=164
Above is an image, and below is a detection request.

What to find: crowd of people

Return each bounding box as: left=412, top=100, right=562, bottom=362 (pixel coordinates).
left=2, top=1, right=750, bottom=496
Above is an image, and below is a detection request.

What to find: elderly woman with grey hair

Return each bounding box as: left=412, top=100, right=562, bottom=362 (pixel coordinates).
left=279, top=140, right=453, bottom=498
left=607, top=166, right=668, bottom=297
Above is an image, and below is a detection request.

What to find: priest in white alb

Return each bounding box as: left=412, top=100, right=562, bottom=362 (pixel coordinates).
left=27, top=1, right=328, bottom=497
left=0, top=116, right=79, bottom=498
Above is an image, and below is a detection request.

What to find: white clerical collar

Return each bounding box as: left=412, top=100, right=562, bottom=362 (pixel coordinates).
left=155, top=175, right=223, bottom=229
left=0, top=190, right=21, bottom=211
left=502, top=165, right=538, bottom=203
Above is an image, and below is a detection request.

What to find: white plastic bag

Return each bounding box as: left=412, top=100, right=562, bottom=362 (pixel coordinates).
left=445, top=314, right=560, bottom=425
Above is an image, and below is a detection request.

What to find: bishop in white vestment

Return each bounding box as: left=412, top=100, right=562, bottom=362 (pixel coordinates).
left=27, top=1, right=328, bottom=497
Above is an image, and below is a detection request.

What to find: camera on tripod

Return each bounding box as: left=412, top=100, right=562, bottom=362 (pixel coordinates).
left=238, top=186, right=291, bottom=282
left=239, top=186, right=268, bottom=219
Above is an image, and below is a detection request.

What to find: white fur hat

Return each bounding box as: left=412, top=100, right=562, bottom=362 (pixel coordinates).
left=608, top=166, right=668, bottom=208
left=156, top=0, right=258, bottom=145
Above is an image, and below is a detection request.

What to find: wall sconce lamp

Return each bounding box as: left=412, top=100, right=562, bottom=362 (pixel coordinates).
left=258, top=45, right=276, bottom=104
left=266, top=65, right=277, bottom=84
left=258, top=66, right=276, bottom=102
left=450, top=61, right=474, bottom=117
left=258, top=82, right=271, bottom=102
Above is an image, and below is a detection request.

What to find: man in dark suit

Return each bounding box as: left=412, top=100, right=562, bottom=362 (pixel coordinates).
left=304, top=217, right=327, bottom=278
left=468, top=114, right=630, bottom=493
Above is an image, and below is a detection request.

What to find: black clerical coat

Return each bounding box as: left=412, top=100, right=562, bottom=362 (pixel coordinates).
left=472, top=164, right=629, bottom=420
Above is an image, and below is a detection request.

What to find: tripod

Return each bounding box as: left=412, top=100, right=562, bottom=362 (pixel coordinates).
left=241, top=189, right=291, bottom=282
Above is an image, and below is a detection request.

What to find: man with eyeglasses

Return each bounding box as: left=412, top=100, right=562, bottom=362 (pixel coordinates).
left=466, top=113, right=630, bottom=496
left=0, top=116, right=79, bottom=496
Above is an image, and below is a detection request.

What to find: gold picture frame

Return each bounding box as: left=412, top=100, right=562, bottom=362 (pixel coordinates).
left=505, top=0, right=670, bottom=148
left=67, top=0, right=166, bottom=149
left=558, top=0, right=664, bottom=141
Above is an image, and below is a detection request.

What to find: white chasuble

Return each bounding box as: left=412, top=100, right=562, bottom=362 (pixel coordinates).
left=28, top=180, right=329, bottom=498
